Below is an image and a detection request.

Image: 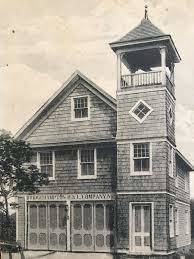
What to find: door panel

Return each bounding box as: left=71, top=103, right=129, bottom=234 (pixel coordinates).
left=71, top=202, right=114, bottom=252
left=28, top=202, right=67, bottom=251
left=71, top=203, right=94, bottom=251
left=28, top=203, right=48, bottom=250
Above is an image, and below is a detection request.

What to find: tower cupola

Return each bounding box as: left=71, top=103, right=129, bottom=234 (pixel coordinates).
left=110, top=6, right=181, bottom=95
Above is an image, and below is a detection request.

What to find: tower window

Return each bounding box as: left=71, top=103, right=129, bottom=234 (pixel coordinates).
left=168, top=106, right=173, bottom=125
left=131, top=143, right=152, bottom=175
left=129, top=100, right=153, bottom=123
left=72, top=96, right=90, bottom=120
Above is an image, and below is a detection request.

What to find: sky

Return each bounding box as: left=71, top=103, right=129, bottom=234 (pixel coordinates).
left=0, top=0, right=194, bottom=196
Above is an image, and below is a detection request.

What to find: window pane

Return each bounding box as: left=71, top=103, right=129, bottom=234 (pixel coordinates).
left=96, top=204, right=104, bottom=230
left=144, top=205, right=151, bottom=233
left=144, top=236, right=150, bottom=246
left=134, top=159, right=142, bottom=171
left=30, top=205, right=37, bottom=229
left=74, top=97, right=88, bottom=118
left=40, top=152, right=52, bottom=165
left=142, top=158, right=149, bottom=171
left=73, top=204, right=82, bottom=230
left=39, top=205, right=46, bottom=229
left=83, top=204, right=92, bottom=230
left=41, top=165, right=53, bottom=177
left=135, top=206, right=141, bottom=232
left=135, top=236, right=141, bottom=246
left=59, top=205, right=67, bottom=229
left=50, top=204, right=57, bottom=229
left=106, top=204, right=114, bottom=230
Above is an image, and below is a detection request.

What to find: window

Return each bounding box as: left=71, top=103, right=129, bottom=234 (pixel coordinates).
left=131, top=204, right=152, bottom=252
left=129, top=100, right=153, bottom=123
left=78, top=149, right=97, bottom=178
left=37, top=151, right=55, bottom=180
left=175, top=208, right=179, bottom=236
left=185, top=173, right=190, bottom=193
left=168, top=106, right=173, bottom=125
left=169, top=146, right=174, bottom=178
left=72, top=96, right=90, bottom=120
left=185, top=210, right=190, bottom=235
left=169, top=205, right=174, bottom=238
left=131, top=143, right=151, bottom=175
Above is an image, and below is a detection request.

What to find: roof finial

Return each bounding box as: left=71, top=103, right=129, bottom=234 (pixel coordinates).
left=144, top=5, right=149, bottom=20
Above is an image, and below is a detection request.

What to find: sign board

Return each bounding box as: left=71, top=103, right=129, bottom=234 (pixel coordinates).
left=26, top=192, right=115, bottom=201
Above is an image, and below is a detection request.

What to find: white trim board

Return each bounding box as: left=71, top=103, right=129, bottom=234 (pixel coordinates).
left=117, top=191, right=176, bottom=197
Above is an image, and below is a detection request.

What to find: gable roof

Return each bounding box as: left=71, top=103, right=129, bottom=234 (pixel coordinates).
left=113, top=18, right=165, bottom=44
left=15, top=70, right=117, bottom=140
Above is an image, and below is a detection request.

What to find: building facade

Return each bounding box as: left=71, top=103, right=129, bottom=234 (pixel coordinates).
left=16, top=12, right=193, bottom=259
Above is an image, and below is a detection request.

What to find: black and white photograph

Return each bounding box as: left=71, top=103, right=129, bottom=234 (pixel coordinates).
left=0, top=1, right=194, bottom=259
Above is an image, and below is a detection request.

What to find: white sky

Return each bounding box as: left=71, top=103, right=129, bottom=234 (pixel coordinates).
left=0, top=0, right=194, bottom=196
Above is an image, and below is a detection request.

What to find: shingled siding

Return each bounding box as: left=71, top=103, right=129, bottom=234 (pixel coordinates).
left=175, top=202, right=191, bottom=249
left=165, top=91, right=175, bottom=145
left=26, top=83, right=116, bottom=145
left=175, top=161, right=190, bottom=203
left=116, top=194, right=169, bottom=252
left=117, top=89, right=166, bottom=140
left=117, top=141, right=167, bottom=192
left=33, top=144, right=117, bottom=194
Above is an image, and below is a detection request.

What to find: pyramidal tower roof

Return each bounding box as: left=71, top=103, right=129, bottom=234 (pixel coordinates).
left=117, top=17, right=165, bottom=43
left=110, top=6, right=181, bottom=63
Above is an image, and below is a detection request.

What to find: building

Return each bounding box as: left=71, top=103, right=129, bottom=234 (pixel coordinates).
left=15, top=9, right=194, bottom=259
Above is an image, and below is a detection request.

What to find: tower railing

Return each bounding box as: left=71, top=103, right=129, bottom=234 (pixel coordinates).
left=121, top=70, right=162, bottom=88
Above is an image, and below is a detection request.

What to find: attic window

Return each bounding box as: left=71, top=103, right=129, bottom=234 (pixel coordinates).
left=129, top=100, right=153, bottom=123
left=72, top=96, right=90, bottom=121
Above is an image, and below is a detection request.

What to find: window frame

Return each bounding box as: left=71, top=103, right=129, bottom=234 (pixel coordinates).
left=37, top=151, right=55, bottom=181
left=185, top=210, right=190, bottom=235
left=130, top=142, right=152, bottom=176
left=168, top=105, right=173, bottom=126
left=169, top=204, right=175, bottom=238
left=169, top=146, right=174, bottom=178
left=71, top=95, right=90, bottom=121
left=77, top=148, right=97, bottom=179
left=175, top=208, right=179, bottom=236
left=185, top=173, right=190, bottom=193
left=129, top=99, right=153, bottom=124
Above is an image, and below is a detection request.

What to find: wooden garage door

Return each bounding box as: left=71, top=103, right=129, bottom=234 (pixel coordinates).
left=28, top=202, right=67, bottom=251
left=71, top=202, right=114, bottom=252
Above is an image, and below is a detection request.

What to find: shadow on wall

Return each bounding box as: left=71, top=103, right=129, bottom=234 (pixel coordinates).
left=191, top=199, right=194, bottom=250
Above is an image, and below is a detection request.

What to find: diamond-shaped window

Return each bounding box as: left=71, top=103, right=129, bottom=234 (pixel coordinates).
left=129, top=100, right=153, bottom=123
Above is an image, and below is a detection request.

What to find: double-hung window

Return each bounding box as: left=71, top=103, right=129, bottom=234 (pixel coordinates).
left=169, top=146, right=174, bottom=178
left=175, top=208, right=179, bottom=236
left=72, top=96, right=90, bottom=120
left=131, top=143, right=151, bottom=175
left=37, top=151, right=55, bottom=180
left=185, top=210, right=190, bottom=235
left=169, top=205, right=174, bottom=238
left=78, top=149, right=97, bottom=179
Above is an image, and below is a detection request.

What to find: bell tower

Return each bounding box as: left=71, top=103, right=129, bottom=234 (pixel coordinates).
left=110, top=7, right=182, bottom=255
left=110, top=6, right=180, bottom=145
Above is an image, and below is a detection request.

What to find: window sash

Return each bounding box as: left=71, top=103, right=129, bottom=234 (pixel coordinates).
left=73, top=97, right=88, bottom=119
left=78, top=149, right=96, bottom=178
left=169, top=205, right=174, bottom=238
left=175, top=209, right=179, bottom=236
left=37, top=151, right=55, bottom=179
left=132, top=143, right=150, bottom=173
left=185, top=210, right=190, bottom=235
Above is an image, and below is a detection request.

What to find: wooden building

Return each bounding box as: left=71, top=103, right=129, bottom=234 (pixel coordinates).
left=15, top=10, right=193, bottom=259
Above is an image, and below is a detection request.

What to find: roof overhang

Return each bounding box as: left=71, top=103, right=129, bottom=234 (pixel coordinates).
left=109, top=35, right=181, bottom=63
left=175, top=149, right=194, bottom=171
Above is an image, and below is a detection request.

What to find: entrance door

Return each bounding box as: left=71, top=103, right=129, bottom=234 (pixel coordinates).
left=48, top=203, right=67, bottom=251
left=28, top=203, right=48, bottom=250
left=132, top=204, right=151, bottom=252
left=71, top=202, right=114, bottom=252
left=28, top=202, right=67, bottom=251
